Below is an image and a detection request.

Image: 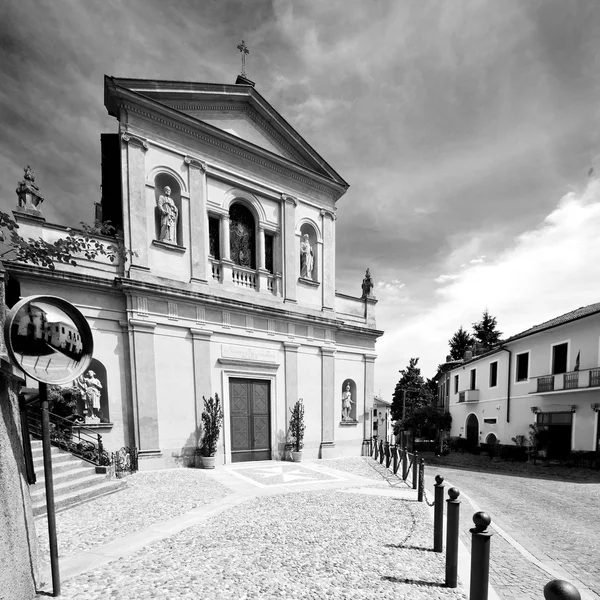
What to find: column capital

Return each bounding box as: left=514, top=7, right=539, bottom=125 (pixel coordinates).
left=128, top=318, right=157, bottom=332
left=184, top=156, right=207, bottom=171
left=281, top=194, right=297, bottom=207
left=320, top=209, right=337, bottom=221
left=220, top=213, right=230, bottom=222
left=320, top=346, right=336, bottom=357
left=364, top=353, right=377, bottom=363
left=283, top=341, right=300, bottom=351
left=122, top=133, right=149, bottom=151
left=189, top=327, right=213, bottom=340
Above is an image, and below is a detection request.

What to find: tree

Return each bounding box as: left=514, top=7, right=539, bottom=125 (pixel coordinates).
left=448, top=325, right=473, bottom=360
left=391, top=358, right=434, bottom=429
left=472, top=308, right=502, bottom=351
left=0, top=211, right=129, bottom=270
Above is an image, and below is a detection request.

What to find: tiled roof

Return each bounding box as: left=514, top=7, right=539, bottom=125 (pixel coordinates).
left=505, top=302, right=600, bottom=343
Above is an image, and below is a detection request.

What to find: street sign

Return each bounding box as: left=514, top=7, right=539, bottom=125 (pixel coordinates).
left=4, top=295, right=93, bottom=385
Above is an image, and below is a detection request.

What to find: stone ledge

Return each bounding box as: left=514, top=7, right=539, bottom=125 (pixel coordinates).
left=72, top=422, right=113, bottom=430
left=298, top=277, right=320, bottom=288
left=152, top=239, right=186, bottom=253
left=339, top=420, right=359, bottom=427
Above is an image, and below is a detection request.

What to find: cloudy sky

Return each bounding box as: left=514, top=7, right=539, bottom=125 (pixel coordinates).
left=2, top=0, right=600, bottom=398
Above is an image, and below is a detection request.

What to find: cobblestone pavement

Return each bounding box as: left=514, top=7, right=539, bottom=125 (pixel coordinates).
left=424, top=465, right=600, bottom=600
left=34, top=458, right=468, bottom=600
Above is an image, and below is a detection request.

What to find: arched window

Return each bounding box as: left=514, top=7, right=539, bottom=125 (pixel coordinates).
left=229, top=203, right=256, bottom=269
left=154, top=173, right=182, bottom=246
left=299, top=223, right=318, bottom=281
left=341, top=379, right=358, bottom=422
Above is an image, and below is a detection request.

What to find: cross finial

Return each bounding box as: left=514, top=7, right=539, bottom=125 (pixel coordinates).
left=237, top=40, right=249, bottom=76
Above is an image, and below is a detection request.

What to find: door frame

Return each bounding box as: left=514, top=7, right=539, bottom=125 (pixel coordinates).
left=220, top=368, right=278, bottom=464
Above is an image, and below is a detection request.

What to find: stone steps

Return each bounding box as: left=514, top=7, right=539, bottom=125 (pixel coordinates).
left=29, top=439, right=126, bottom=517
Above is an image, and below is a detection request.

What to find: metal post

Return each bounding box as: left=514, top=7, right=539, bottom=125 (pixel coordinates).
left=392, top=445, right=398, bottom=474
left=412, top=450, right=419, bottom=490
left=469, top=512, right=493, bottom=600
left=402, top=445, right=408, bottom=480
left=418, top=458, right=424, bottom=502
left=434, top=475, right=445, bottom=552
left=374, top=438, right=379, bottom=461
left=41, top=382, right=61, bottom=596
left=543, top=580, right=581, bottom=600
left=379, top=439, right=385, bottom=464
left=445, top=487, right=460, bottom=587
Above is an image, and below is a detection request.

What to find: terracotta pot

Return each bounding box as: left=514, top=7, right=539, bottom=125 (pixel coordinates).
left=291, top=451, right=303, bottom=463
left=200, top=455, right=216, bottom=469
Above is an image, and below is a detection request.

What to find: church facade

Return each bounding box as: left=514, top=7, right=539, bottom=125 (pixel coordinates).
left=8, top=75, right=383, bottom=469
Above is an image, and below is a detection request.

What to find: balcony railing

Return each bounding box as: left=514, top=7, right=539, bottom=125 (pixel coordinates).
left=232, top=265, right=257, bottom=289
left=537, top=375, right=554, bottom=393
left=532, top=367, right=600, bottom=394
left=458, top=389, right=479, bottom=402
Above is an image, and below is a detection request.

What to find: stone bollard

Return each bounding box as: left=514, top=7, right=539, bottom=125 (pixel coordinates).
left=445, top=487, right=460, bottom=588
left=543, top=580, right=581, bottom=600
left=417, top=458, right=425, bottom=502
left=469, top=512, right=493, bottom=600
left=412, top=450, right=419, bottom=490
left=434, top=475, right=445, bottom=552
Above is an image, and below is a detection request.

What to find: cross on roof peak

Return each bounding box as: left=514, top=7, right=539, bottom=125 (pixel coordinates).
left=237, top=40, right=249, bottom=77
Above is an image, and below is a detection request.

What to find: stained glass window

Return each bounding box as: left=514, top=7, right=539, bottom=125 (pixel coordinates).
left=229, top=203, right=255, bottom=268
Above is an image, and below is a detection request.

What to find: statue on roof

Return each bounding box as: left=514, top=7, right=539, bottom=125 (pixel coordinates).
left=361, top=268, right=374, bottom=299
left=16, top=165, right=44, bottom=213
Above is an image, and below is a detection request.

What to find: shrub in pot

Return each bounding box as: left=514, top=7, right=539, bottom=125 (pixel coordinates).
left=288, top=399, right=305, bottom=462
left=200, top=394, right=223, bottom=469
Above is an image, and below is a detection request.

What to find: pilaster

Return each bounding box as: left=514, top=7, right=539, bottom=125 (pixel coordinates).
left=282, top=194, right=297, bottom=303
left=220, top=214, right=232, bottom=282
left=128, top=318, right=160, bottom=456
left=122, top=134, right=149, bottom=272
left=185, top=157, right=208, bottom=284
left=190, top=328, right=213, bottom=446
left=321, top=209, right=336, bottom=311
left=284, top=342, right=300, bottom=417
left=320, top=346, right=336, bottom=457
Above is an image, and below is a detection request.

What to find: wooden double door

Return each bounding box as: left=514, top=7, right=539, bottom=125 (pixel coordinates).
left=230, top=379, right=271, bottom=463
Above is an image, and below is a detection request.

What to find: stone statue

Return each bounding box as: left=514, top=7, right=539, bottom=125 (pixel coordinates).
left=361, top=268, right=374, bottom=298
left=342, top=383, right=354, bottom=421
left=300, top=234, right=314, bottom=279
left=77, top=370, right=102, bottom=422
left=157, top=186, right=178, bottom=243
left=16, top=165, right=44, bottom=212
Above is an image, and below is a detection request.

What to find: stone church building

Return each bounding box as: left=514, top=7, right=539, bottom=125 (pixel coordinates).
left=8, top=74, right=383, bottom=469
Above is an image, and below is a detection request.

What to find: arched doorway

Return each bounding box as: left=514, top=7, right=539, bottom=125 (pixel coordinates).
left=466, top=414, right=479, bottom=449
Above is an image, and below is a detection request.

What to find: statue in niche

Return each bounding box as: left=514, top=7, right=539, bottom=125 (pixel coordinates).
left=157, top=186, right=178, bottom=243
left=300, top=234, right=314, bottom=279
left=342, top=383, right=354, bottom=421
left=361, top=268, right=374, bottom=298
left=77, top=370, right=103, bottom=423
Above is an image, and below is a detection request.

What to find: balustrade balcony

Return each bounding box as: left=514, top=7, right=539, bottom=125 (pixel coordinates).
left=531, top=367, right=600, bottom=394
left=208, top=258, right=281, bottom=296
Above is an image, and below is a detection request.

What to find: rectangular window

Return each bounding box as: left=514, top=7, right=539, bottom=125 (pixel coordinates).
left=489, top=361, right=498, bottom=387
left=552, top=342, right=568, bottom=375
left=454, top=375, right=459, bottom=394
left=470, top=369, right=476, bottom=390
left=516, top=352, right=529, bottom=382
left=265, top=233, right=274, bottom=274
left=208, top=216, right=220, bottom=259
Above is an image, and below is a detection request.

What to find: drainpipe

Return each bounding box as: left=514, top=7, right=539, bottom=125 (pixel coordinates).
left=500, top=346, right=512, bottom=423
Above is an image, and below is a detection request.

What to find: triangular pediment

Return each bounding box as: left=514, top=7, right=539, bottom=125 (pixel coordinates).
left=104, top=76, right=348, bottom=190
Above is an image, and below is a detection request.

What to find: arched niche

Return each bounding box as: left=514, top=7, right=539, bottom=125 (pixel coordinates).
left=154, top=173, right=182, bottom=246
left=229, top=201, right=256, bottom=269
left=299, top=222, right=318, bottom=281
left=76, top=358, right=110, bottom=424
left=466, top=413, right=479, bottom=448
left=485, top=432, right=498, bottom=445
left=341, top=378, right=357, bottom=422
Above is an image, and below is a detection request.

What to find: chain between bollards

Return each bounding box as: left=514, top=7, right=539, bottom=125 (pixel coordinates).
left=445, top=487, right=460, bottom=588
left=469, top=512, right=493, bottom=600
left=433, top=475, right=445, bottom=552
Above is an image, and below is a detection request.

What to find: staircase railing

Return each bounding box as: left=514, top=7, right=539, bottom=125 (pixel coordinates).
left=26, top=405, right=111, bottom=467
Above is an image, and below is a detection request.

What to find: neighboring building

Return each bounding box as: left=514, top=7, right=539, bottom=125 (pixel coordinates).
left=8, top=74, right=383, bottom=469
left=437, top=303, right=600, bottom=458
left=372, top=394, right=393, bottom=442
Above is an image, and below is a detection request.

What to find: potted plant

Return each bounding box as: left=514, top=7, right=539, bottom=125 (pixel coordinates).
left=200, top=394, right=223, bottom=469
left=288, top=399, right=305, bottom=462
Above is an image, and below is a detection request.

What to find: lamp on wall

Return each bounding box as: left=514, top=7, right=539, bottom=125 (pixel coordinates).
left=591, top=403, right=600, bottom=412
left=530, top=406, right=538, bottom=414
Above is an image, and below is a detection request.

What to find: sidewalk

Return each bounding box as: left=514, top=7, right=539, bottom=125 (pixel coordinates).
left=35, top=458, right=468, bottom=599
